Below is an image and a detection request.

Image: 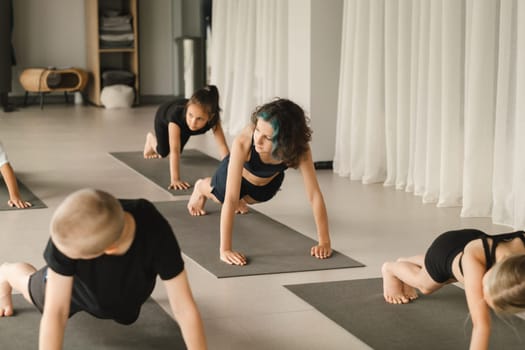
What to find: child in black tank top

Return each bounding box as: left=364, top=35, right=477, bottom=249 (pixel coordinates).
left=187, top=98, right=333, bottom=266
left=142, top=85, right=229, bottom=190
left=381, top=228, right=525, bottom=349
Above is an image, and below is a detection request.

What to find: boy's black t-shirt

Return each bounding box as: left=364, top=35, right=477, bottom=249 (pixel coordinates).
left=43, top=198, right=184, bottom=325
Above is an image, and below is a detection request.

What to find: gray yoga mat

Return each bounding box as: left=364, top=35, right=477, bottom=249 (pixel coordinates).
left=285, top=278, right=525, bottom=350
left=154, top=200, right=364, bottom=278
left=109, top=149, right=220, bottom=195
left=0, top=178, right=47, bottom=210
left=0, top=294, right=185, bottom=350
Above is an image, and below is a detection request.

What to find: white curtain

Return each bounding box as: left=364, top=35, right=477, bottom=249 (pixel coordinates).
left=335, top=0, right=525, bottom=230
left=208, top=0, right=288, bottom=136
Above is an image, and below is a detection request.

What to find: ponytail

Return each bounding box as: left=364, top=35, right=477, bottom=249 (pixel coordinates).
left=188, top=85, right=221, bottom=128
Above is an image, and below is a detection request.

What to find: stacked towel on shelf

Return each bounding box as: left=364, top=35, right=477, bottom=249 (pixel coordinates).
left=102, top=70, right=135, bottom=88
left=99, top=12, right=134, bottom=49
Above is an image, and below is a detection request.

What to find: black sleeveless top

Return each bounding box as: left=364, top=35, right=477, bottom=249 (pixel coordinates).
left=243, top=137, right=288, bottom=178
left=459, top=231, right=525, bottom=275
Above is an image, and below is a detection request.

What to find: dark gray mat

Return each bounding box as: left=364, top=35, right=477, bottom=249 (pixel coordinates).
left=154, top=200, right=364, bottom=278
left=0, top=294, right=185, bottom=350
left=109, top=149, right=220, bottom=195
left=0, top=178, right=47, bottom=210
left=285, top=278, right=525, bottom=350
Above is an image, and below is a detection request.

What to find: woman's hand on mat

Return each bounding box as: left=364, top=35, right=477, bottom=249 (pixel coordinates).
left=311, top=243, right=332, bottom=259
left=220, top=250, right=247, bottom=266
left=168, top=179, right=191, bottom=190
left=8, top=198, right=32, bottom=209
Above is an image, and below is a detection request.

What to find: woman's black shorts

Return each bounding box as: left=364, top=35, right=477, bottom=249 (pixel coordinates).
left=211, top=155, right=284, bottom=203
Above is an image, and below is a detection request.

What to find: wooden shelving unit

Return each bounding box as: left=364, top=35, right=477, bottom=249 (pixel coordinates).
left=85, top=0, right=139, bottom=106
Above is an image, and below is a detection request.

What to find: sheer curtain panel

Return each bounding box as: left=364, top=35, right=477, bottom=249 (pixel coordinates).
left=335, top=0, right=525, bottom=230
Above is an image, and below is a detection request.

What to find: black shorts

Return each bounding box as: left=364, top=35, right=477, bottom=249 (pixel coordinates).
left=424, top=229, right=486, bottom=283
left=28, top=266, right=80, bottom=316
left=211, top=155, right=284, bottom=203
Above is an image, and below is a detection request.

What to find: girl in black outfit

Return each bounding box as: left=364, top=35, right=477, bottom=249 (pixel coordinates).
left=382, top=228, right=525, bottom=350
left=143, top=85, right=229, bottom=190
left=187, top=98, right=332, bottom=266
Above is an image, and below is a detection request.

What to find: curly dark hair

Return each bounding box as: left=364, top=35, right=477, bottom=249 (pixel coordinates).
left=188, top=85, right=221, bottom=129
left=250, top=98, right=312, bottom=168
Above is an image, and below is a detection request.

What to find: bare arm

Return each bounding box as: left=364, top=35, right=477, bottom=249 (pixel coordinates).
left=462, top=241, right=491, bottom=350
left=167, top=123, right=190, bottom=190
left=164, top=270, right=207, bottom=350
left=39, top=269, right=73, bottom=350
left=212, top=122, right=230, bottom=159
left=298, top=148, right=332, bottom=258
left=219, top=126, right=252, bottom=265
left=0, top=163, right=31, bottom=208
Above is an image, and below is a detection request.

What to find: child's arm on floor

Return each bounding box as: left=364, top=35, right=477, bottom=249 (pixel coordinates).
left=167, top=123, right=189, bottom=190
left=462, top=241, right=491, bottom=350
left=298, top=147, right=332, bottom=259
left=212, top=122, right=230, bottom=159
left=0, top=163, right=31, bottom=208
left=164, top=270, right=207, bottom=350
left=39, top=269, right=73, bottom=350
left=219, top=129, right=251, bottom=265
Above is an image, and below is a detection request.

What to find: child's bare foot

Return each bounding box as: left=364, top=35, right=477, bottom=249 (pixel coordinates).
left=381, top=262, right=410, bottom=304
left=143, top=132, right=160, bottom=159
left=403, top=284, right=419, bottom=301
left=0, top=270, right=14, bottom=317
left=235, top=199, right=249, bottom=214
left=187, top=180, right=207, bottom=216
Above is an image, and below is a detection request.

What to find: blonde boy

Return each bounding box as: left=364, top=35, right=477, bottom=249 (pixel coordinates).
left=0, top=189, right=206, bottom=349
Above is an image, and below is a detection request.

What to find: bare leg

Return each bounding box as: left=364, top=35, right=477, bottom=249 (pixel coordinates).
left=381, top=261, right=411, bottom=304
left=381, top=254, right=445, bottom=305
left=0, top=262, right=37, bottom=317
left=396, top=256, right=423, bottom=300
left=187, top=178, right=216, bottom=216
left=143, top=132, right=161, bottom=159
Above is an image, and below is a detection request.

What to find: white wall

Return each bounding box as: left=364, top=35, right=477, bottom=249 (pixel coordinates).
left=181, top=0, right=202, bottom=36
left=288, top=0, right=343, bottom=162
left=287, top=0, right=311, bottom=110
left=9, top=0, right=199, bottom=97
left=139, top=0, right=179, bottom=95
left=11, top=0, right=86, bottom=95
left=310, top=0, right=343, bottom=162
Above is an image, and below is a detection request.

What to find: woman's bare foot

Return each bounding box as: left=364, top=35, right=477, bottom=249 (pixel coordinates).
left=235, top=198, right=249, bottom=214
left=381, top=262, right=410, bottom=304
left=143, top=132, right=160, bottom=159
left=0, top=268, right=14, bottom=317
left=187, top=180, right=207, bottom=216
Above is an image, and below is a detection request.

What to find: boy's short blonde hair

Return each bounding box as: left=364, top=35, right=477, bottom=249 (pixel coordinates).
left=50, top=189, right=124, bottom=257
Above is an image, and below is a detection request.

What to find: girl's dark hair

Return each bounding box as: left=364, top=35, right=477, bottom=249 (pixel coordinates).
left=188, top=85, right=221, bottom=129
left=250, top=98, right=312, bottom=168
